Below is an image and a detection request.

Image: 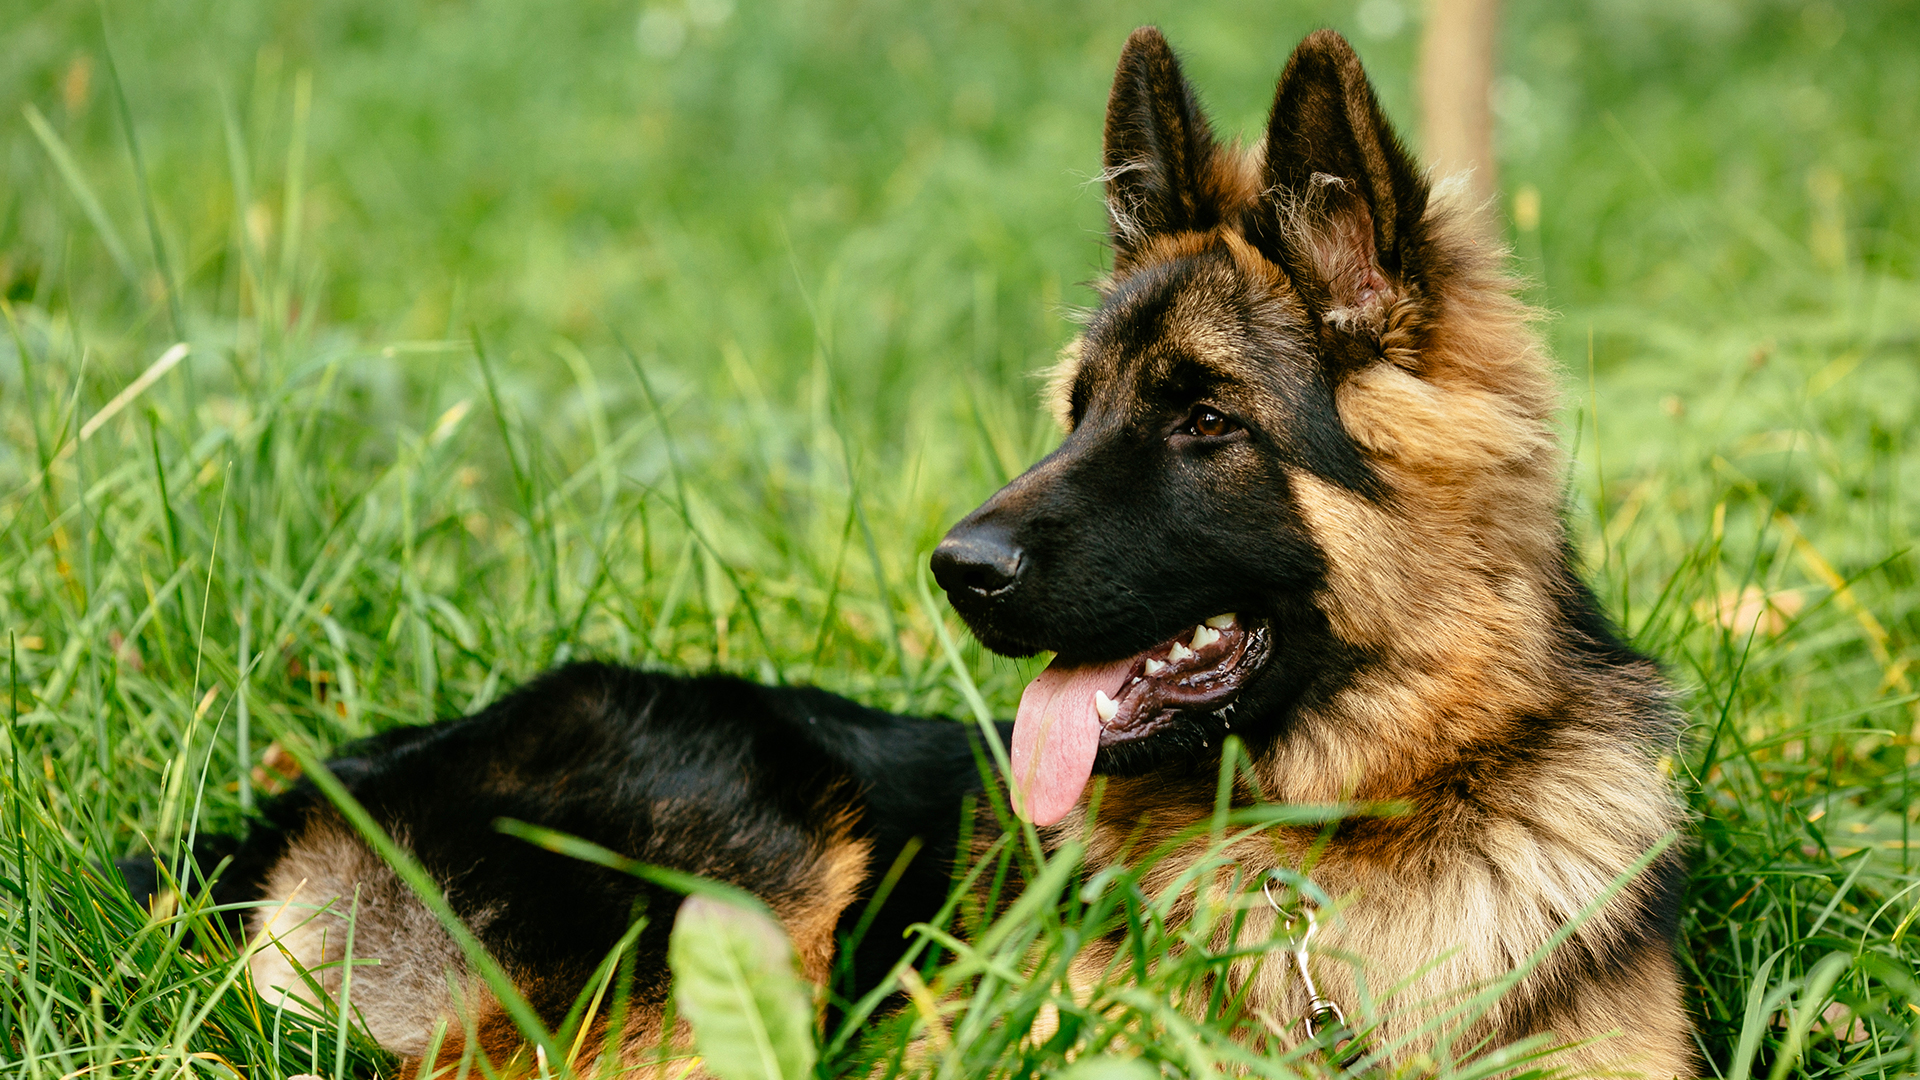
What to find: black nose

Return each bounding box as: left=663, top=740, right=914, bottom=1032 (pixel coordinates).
left=931, top=525, right=1024, bottom=598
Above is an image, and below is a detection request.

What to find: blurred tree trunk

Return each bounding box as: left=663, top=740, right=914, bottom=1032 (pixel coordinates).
left=1419, top=0, right=1500, bottom=224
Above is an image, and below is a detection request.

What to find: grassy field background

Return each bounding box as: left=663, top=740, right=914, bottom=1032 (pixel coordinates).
left=3, top=0, right=1919, bottom=1076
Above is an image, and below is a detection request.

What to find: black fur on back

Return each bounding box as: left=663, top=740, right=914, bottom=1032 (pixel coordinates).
left=137, top=663, right=1002, bottom=1024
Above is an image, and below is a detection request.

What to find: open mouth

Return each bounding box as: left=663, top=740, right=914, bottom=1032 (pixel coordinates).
left=1009, top=613, right=1270, bottom=826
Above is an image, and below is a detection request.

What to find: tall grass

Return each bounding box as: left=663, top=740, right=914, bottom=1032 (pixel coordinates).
left=4, top=0, right=1918, bottom=1077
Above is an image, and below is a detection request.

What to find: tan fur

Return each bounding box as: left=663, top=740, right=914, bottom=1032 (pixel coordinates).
left=247, top=817, right=476, bottom=1057
left=762, top=807, right=872, bottom=989
left=251, top=811, right=870, bottom=1073
left=1102, top=143, right=1263, bottom=272
left=1042, top=335, right=1083, bottom=431
left=1046, top=164, right=1691, bottom=1076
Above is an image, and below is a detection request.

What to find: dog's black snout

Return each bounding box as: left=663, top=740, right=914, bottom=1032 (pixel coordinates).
left=931, top=527, right=1025, bottom=598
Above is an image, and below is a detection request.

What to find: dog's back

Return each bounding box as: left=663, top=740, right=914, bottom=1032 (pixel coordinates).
left=213, top=663, right=992, bottom=1066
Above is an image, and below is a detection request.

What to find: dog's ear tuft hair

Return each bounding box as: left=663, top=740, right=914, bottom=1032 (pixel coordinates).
left=1101, top=27, right=1224, bottom=271
left=1247, top=30, right=1429, bottom=318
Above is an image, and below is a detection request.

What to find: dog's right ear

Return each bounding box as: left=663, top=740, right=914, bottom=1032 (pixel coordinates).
left=1102, top=27, right=1225, bottom=272
left=1246, top=30, right=1430, bottom=324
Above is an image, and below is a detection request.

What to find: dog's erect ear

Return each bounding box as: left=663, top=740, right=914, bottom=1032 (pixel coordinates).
left=1102, top=27, right=1225, bottom=270
left=1247, top=30, right=1429, bottom=317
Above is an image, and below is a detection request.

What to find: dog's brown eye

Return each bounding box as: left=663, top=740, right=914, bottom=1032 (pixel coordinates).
left=1188, top=407, right=1237, bottom=438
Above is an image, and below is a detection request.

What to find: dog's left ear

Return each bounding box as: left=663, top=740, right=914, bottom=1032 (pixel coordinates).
left=1246, top=30, right=1429, bottom=323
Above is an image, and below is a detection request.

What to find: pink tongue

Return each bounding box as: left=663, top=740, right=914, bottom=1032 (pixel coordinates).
left=1010, top=655, right=1137, bottom=826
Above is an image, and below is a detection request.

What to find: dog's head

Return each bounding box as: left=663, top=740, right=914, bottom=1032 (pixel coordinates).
left=932, top=29, right=1564, bottom=824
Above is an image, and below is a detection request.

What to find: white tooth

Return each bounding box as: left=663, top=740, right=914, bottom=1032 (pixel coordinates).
left=1094, top=690, right=1119, bottom=722
left=1144, top=658, right=1166, bottom=676
left=1206, top=613, right=1237, bottom=630
left=1191, top=624, right=1220, bottom=649
left=1169, top=642, right=1195, bottom=663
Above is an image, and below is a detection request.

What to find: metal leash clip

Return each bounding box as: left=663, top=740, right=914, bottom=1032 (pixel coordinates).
left=1263, top=873, right=1350, bottom=1044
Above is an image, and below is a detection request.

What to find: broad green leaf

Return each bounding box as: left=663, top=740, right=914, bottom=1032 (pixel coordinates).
left=668, top=894, right=818, bottom=1080
left=1052, top=1057, right=1158, bottom=1080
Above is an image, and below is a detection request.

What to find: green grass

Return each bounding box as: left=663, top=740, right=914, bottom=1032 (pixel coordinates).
left=3, top=0, right=1919, bottom=1076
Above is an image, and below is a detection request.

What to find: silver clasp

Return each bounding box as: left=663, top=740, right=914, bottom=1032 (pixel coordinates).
left=1263, top=874, right=1349, bottom=1043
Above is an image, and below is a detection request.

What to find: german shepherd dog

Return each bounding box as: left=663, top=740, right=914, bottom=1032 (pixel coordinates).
left=140, top=26, right=1692, bottom=1079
